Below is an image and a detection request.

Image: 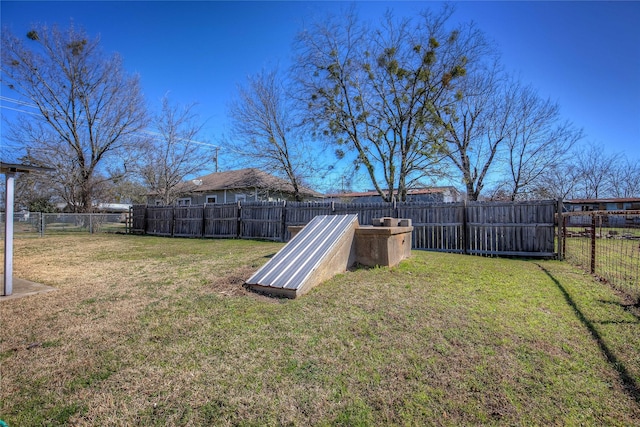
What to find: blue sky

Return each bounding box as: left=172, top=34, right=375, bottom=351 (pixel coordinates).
left=1, top=1, right=639, bottom=191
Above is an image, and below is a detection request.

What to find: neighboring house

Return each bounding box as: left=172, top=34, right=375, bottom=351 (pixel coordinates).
left=564, top=197, right=640, bottom=227
left=564, top=198, right=640, bottom=212
left=148, top=168, right=324, bottom=206
left=325, top=186, right=461, bottom=203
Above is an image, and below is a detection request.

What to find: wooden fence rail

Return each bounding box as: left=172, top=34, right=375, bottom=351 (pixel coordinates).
left=131, top=200, right=559, bottom=257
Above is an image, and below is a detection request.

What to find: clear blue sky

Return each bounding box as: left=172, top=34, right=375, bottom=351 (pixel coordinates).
left=2, top=1, right=639, bottom=190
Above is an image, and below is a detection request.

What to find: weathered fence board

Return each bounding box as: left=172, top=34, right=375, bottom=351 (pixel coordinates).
left=131, top=205, right=146, bottom=234
left=131, top=199, right=559, bottom=257
left=285, top=202, right=334, bottom=225
left=333, top=202, right=394, bottom=225
left=240, top=202, right=285, bottom=241
left=145, top=206, right=173, bottom=236
left=466, top=201, right=556, bottom=256
left=283, top=202, right=334, bottom=241
left=174, top=206, right=204, bottom=237
left=204, top=203, right=239, bottom=238
left=398, top=202, right=465, bottom=253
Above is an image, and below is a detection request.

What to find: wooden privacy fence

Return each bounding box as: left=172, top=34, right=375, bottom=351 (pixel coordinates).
left=131, top=200, right=560, bottom=257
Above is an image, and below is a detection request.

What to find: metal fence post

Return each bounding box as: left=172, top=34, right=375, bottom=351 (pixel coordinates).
left=590, top=213, right=596, bottom=274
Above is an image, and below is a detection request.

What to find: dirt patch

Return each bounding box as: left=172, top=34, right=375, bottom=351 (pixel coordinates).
left=206, top=266, right=279, bottom=302
left=208, top=267, right=252, bottom=297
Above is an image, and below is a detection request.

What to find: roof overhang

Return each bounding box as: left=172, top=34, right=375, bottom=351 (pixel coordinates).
left=0, top=162, right=55, bottom=174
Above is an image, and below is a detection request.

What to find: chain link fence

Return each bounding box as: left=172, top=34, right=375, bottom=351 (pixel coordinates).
left=561, top=210, right=640, bottom=301
left=1, top=211, right=130, bottom=236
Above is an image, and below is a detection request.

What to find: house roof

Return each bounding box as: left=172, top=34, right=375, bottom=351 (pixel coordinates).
left=566, top=198, right=640, bottom=204
left=182, top=168, right=323, bottom=198
left=0, top=162, right=55, bottom=174
left=325, top=186, right=458, bottom=199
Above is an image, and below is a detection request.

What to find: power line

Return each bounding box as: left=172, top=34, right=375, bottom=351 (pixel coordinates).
left=0, top=96, right=38, bottom=108
left=140, top=129, right=219, bottom=148
left=0, top=96, right=220, bottom=149
left=0, top=105, right=41, bottom=117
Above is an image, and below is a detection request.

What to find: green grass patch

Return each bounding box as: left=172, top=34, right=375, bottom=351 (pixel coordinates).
left=0, top=234, right=638, bottom=425
left=564, top=233, right=640, bottom=299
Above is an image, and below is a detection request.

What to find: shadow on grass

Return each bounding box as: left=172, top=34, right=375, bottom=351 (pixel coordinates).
left=598, top=299, right=640, bottom=323
left=536, top=263, right=640, bottom=405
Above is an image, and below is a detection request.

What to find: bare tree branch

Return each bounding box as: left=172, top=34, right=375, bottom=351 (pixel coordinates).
left=500, top=84, right=583, bottom=201
left=294, top=6, right=483, bottom=201
left=1, top=22, right=148, bottom=211
left=137, top=96, right=211, bottom=205
left=225, top=68, right=319, bottom=201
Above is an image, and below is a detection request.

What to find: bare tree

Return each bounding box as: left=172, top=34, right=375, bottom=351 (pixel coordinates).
left=575, top=143, right=620, bottom=199
left=529, top=143, right=637, bottom=201
left=500, top=84, right=583, bottom=201
left=11, top=155, right=58, bottom=210
left=294, top=7, right=487, bottom=201
left=101, top=174, right=149, bottom=205
left=225, top=69, right=315, bottom=201
left=438, top=61, right=513, bottom=201
left=2, top=23, right=147, bottom=212
left=138, top=96, right=211, bottom=205
left=608, top=157, right=640, bottom=198
left=530, top=159, right=582, bottom=200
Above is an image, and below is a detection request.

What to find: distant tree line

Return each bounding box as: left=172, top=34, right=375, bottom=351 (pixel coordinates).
left=2, top=6, right=638, bottom=212
left=523, top=142, right=640, bottom=201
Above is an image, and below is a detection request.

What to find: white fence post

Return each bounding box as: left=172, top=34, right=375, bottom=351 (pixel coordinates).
left=3, top=171, right=15, bottom=296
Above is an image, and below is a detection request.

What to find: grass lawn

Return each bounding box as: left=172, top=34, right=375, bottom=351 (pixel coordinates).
left=1, top=234, right=639, bottom=426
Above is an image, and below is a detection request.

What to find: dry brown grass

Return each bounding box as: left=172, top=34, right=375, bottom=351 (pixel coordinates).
left=1, top=234, right=639, bottom=426
left=1, top=235, right=281, bottom=425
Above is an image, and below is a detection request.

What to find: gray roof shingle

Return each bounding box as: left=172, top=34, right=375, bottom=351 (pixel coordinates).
left=182, top=168, right=323, bottom=198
